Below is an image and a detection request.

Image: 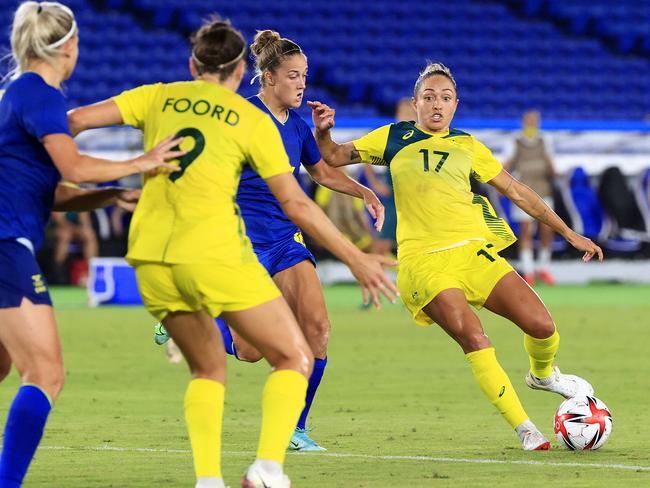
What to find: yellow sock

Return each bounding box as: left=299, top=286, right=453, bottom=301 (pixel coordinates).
left=257, top=369, right=308, bottom=464
left=184, top=378, right=225, bottom=479
left=524, top=326, right=560, bottom=379
left=466, top=347, right=529, bottom=428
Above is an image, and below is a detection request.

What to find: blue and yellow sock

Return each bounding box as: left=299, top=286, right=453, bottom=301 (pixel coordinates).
left=524, top=326, right=560, bottom=379
left=296, top=357, right=327, bottom=430
left=0, top=384, right=52, bottom=488
left=466, top=347, right=529, bottom=429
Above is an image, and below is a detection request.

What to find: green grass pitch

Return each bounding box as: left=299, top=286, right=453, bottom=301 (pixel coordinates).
left=1, top=284, right=649, bottom=487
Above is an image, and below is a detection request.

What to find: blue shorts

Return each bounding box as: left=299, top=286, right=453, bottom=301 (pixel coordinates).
left=0, top=240, right=52, bottom=308
left=253, top=232, right=315, bottom=277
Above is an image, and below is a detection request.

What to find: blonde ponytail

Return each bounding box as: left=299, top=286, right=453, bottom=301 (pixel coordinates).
left=8, top=1, right=76, bottom=79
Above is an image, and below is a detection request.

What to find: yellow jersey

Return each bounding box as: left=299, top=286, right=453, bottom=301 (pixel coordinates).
left=352, top=122, right=516, bottom=258
left=113, top=80, right=292, bottom=264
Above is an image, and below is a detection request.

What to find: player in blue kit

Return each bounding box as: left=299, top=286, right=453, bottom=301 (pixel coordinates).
left=156, top=29, right=386, bottom=451
left=0, top=3, right=182, bottom=485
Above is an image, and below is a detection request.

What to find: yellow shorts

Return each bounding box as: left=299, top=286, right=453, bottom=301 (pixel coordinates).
left=397, top=241, right=514, bottom=326
left=133, top=260, right=281, bottom=321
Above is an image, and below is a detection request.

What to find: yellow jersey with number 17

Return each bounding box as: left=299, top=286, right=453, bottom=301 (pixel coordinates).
left=352, top=121, right=516, bottom=259
left=112, top=80, right=292, bottom=264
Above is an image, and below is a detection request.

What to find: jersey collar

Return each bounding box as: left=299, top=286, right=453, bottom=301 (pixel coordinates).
left=256, top=95, right=289, bottom=125
left=414, top=123, right=450, bottom=137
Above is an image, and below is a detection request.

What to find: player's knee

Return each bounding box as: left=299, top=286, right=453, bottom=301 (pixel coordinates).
left=527, top=315, right=555, bottom=339
left=235, top=345, right=263, bottom=363
left=25, top=361, right=65, bottom=401
left=269, top=343, right=314, bottom=378
left=459, top=331, right=491, bottom=353
left=303, top=317, right=330, bottom=356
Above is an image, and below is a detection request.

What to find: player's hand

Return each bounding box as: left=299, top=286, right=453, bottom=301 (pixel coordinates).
left=308, top=101, right=335, bottom=131
left=349, top=253, right=399, bottom=309
left=362, top=189, right=385, bottom=232
left=133, top=135, right=187, bottom=174
left=567, top=231, right=604, bottom=262
left=115, top=189, right=141, bottom=212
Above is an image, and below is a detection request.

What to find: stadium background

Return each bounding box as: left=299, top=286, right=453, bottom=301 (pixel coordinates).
left=0, top=1, right=650, bottom=487
left=3, top=0, right=650, bottom=288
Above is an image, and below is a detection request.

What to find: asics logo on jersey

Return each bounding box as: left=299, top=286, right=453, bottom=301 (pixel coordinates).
left=402, top=130, right=414, bottom=140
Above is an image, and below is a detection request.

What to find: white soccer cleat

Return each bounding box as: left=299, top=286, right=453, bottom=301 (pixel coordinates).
left=241, top=464, right=290, bottom=488
left=526, top=366, right=594, bottom=399
left=195, top=476, right=227, bottom=488
left=521, top=429, right=551, bottom=451
left=165, top=339, right=183, bottom=364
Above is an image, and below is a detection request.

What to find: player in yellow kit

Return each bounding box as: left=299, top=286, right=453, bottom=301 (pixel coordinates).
left=309, top=62, right=603, bottom=451
left=68, top=17, right=397, bottom=488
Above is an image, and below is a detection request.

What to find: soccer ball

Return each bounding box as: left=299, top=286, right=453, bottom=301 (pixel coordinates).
left=554, top=396, right=612, bottom=450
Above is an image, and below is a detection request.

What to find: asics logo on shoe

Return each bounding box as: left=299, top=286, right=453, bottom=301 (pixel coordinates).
left=260, top=477, right=271, bottom=488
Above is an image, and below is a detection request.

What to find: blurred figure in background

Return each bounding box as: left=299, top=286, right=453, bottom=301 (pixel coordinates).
left=51, top=210, right=97, bottom=284
left=504, top=110, right=557, bottom=285
left=363, top=98, right=416, bottom=255
left=315, top=179, right=374, bottom=252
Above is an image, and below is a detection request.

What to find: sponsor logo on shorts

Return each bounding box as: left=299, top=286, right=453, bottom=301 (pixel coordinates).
left=293, top=231, right=306, bottom=247
left=32, top=274, right=47, bottom=294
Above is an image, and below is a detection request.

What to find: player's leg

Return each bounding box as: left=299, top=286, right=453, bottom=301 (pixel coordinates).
left=53, top=219, right=74, bottom=283
left=222, top=321, right=263, bottom=362
left=483, top=271, right=593, bottom=398
left=161, top=310, right=227, bottom=488
left=78, top=213, right=99, bottom=261
left=422, top=289, right=549, bottom=450
left=0, top=300, right=64, bottom=486
left=0, top=340, right=13, bottom=383
left=272, top=260, right=329, bottom=451
left=222, top=297, right=312, bottom=487
left=518, top=221, right=535, bottom=285
left=137, top=262, right=229, bottom=488
left=536, top=222, right=555, bottom=284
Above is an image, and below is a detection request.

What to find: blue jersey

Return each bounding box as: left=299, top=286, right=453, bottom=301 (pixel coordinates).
left=236, top=96, right=321, bottom=245
left=0, top=72, right=69, bottom=251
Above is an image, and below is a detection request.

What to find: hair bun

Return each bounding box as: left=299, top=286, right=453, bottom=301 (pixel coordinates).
left=250, top=30, right=281, bottom=56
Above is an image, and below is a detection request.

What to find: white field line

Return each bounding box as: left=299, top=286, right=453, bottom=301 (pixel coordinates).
left=40, top=445, right=650, bottom=472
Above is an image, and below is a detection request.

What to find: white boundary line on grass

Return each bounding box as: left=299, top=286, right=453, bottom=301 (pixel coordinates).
left=41, top=445, right=650, bottom=472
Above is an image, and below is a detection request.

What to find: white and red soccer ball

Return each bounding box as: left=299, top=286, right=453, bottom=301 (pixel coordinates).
left=554, top=396, right=613, bottom=450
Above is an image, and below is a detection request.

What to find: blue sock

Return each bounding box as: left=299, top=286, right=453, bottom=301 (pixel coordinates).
left=215, top=317, right=238, bottom=358
left=0, top=385, right=52, bottom=487
left=296, top=357, right=327, bottom=430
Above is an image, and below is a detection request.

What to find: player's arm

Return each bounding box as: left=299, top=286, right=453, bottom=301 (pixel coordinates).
left=305, top=160, right=385, bottom=231
left=67, top=100, right=124, bottom=136
left=308, top=101, right=362, bottom=167
left=42, top=133, right=183, bottom=184
left=488, top=169, right=603, bottom=262
left=265, top=172, right=398, bottom=308
left=53, top=183, right=140, bottom=212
